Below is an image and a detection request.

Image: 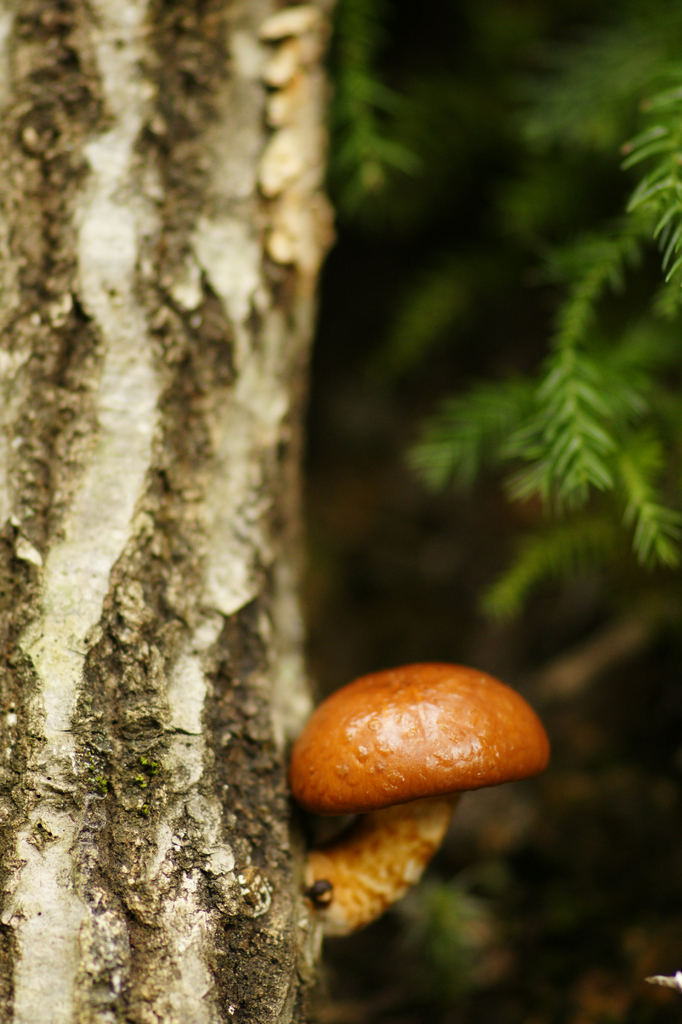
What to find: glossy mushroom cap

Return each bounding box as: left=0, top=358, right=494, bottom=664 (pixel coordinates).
left=290, top=662, right=550, bottom=815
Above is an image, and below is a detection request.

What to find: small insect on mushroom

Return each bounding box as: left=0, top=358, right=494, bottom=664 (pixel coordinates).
left=290, top=662, right=549, bottom=935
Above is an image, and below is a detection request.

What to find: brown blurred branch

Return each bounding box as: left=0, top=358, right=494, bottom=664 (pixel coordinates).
left=528, top=614, right=654, bottom=704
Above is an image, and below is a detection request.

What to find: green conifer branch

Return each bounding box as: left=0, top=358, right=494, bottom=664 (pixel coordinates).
left=409, top=379, right=534, bottom=491
left=652, top=270, right=682, bottom=317
left=504, top=227, right=646, bottom=511
left=504, top=348, right=616, bottom=509
left=330, top=0, right=419, bottom=213
left=522, top=20, right=670, bottom=153
left=482, top=514, right=619, bottom=620
left=400, top=12, right=682, bottom=618
left=622, top=81, right=682, bottom=280
left=369, top=255, right=501, bottom=377
left=617, top=431, right=682, bottom=567
left=370, top=260, right=469, bottom=377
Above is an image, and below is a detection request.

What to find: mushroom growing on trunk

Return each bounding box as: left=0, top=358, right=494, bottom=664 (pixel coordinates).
left=290, top=663, right=550, bottom=934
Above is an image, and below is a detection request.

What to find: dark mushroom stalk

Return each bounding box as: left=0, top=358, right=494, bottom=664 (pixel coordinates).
left=290, top=663, right=550, bottom=935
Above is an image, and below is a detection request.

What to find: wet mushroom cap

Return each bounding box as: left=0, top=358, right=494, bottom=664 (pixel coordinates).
left=290, top=662, right=550, bottom=815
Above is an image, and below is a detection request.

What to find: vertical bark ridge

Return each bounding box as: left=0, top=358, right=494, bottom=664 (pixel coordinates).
left=0, top=0, right=107, bottom=1017
left=9, top=2, right=160, bottom=1021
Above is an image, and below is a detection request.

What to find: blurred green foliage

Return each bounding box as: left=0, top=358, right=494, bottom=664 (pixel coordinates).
left=399, top=878, right=495, bottom=1004
left=396, top=860, right=514, bottom=1006
left=329, top=0, right=419, bottom=214
left=328, top=0, right=682, bottom=619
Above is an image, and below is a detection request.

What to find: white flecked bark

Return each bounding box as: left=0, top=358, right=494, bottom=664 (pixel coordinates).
left=11, top=4, right=160, bottom=1019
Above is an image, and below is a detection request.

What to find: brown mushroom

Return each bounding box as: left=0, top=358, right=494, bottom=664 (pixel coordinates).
left=290, top=663, right=549, bottom=934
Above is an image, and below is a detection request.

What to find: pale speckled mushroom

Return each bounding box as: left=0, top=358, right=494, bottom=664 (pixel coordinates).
left=290, top=663, right=550, bottom=934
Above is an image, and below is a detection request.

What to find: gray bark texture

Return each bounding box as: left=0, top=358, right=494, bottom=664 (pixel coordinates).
left=0, top=0, right=334, bottom=1020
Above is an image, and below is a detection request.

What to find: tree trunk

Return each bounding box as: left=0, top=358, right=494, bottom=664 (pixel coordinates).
left=0, top=0, right=333, bottom=1020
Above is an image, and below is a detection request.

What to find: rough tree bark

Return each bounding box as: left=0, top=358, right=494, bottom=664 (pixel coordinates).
left=0, top=0, right=334, bottom=1020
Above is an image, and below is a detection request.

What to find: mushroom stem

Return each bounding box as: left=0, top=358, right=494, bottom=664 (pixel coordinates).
left=304, top=794, right=459, bottom=935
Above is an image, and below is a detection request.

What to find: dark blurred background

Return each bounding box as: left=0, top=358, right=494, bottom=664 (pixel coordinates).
left=302, top=1, right=682, bottom=1022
